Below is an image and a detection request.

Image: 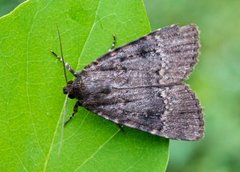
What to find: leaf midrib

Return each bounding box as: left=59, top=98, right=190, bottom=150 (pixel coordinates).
left=43, top=0, right=118, bottom=171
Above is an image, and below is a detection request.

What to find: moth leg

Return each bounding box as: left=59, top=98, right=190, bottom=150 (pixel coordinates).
left=64, top=101, right=81, bottom=126
left=117, top=124, right=125, bottom=133
left=50, top=50, right=78, bottom=77
left=108, top=34, right=117, bottom=52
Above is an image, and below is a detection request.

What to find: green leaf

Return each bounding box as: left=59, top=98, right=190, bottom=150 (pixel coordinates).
left=0, top=0, right=169, bottom=171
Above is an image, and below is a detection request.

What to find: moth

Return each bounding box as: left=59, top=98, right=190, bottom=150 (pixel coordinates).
left=52, top=24, right=204, bottom=141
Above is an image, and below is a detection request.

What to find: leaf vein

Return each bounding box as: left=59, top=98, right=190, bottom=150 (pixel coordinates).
left=74, top=129, right=120, bottom=171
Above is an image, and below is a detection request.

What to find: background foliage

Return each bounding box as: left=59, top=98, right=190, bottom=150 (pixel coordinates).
left=1, top=0, right=240, bottom=172
left=144, top=0, right=240, bottom=172
left=0, top=0, right=24, bottom=16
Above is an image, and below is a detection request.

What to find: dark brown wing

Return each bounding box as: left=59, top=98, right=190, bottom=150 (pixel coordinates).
left=82, top=84, right=204, bottom=141
left=83, top=24, right=200, bottom=86
left=78, top=24, right=203, bottom=140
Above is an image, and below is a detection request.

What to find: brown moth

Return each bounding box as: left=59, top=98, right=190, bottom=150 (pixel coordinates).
left=52, top=24, right=204, bottom=141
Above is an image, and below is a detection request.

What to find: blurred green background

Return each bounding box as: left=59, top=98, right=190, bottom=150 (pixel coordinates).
left=1, top=0, right=240, bottom=172
left=0, top=0, right=24, bottom=16
left=144, top=1, right=240, bottom=172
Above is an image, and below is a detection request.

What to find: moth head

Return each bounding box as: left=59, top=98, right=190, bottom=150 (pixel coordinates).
left=63, top=80, right=75, bottom=99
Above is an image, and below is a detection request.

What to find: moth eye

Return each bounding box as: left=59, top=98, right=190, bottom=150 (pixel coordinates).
left=63, top=87, right=68, bottom=94
left=68, top=93, right=75, bottom=99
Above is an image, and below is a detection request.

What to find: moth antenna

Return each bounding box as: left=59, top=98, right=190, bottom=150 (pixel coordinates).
left=56, top=26, right=68, bottom=83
